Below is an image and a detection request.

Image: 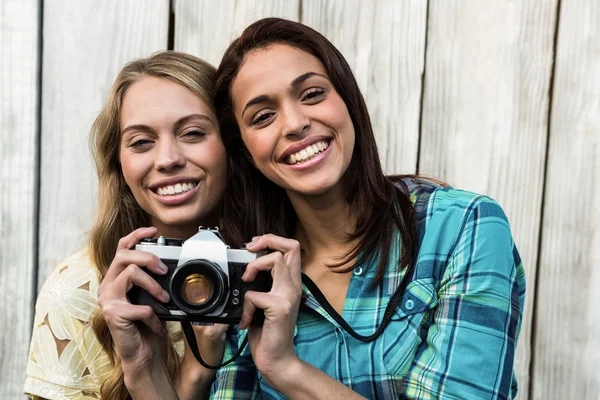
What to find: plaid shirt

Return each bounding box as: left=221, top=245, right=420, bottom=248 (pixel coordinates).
left=211, top=179, right=526, bottom=399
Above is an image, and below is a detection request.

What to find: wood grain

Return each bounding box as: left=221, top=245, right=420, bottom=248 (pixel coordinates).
left=301, top=0, right=427, bottom=174
left=38, top=0, right=169, bottom=289
left=174, top=0, right=300, bottom=68
left=419, top=1, right=559, bottom=396
left=532, top=0, right=600, bottom=398
left=0, top=2, right=39, bottom=397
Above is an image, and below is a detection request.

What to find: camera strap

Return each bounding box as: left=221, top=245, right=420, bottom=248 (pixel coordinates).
left=181, top=322, right=248, bottom=370
left=300, top=262, right=413, bottom=342
left=181, top=263, right=413, bottom=367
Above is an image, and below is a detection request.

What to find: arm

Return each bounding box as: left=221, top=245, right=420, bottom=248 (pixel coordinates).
left=235, top=235, right=367, bottom=400
left=405, top=198, right=526, bottom=399
left=210, top=327, right=262, bottom=399
left=99, top=228, right=226, bottom=400
left=24, top=252, right=103, bottom=400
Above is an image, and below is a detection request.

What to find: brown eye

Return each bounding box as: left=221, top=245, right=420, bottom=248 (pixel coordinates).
left=302, top=88, right=326, bottom=102
left=250, top=110, right=274, bottom=126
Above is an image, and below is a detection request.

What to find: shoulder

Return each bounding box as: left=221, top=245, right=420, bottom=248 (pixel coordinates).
left=33, top=249, right=100, bottom=336
left=400, top=177, right=513, bottom=256
left=26, top=249, right=110, bottom=399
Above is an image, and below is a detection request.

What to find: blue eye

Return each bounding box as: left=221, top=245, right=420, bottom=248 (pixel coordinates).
left=183, top=130, right=207, bottom=139
left=130, top=139, right=152, bottom=148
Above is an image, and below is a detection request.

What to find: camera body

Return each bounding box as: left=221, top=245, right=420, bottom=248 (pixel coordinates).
left=128, top=228, right=272, bottom=324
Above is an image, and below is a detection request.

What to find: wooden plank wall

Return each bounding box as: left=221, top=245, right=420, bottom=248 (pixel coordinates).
left=1, top=0, right=598, bottom=398
left=0, top=1, right=39, bottom=398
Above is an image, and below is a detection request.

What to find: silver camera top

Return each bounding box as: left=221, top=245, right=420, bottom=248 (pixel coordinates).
left=135, top=228, right=262, bottom=265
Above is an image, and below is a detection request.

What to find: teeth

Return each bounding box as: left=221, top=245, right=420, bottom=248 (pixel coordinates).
left=287, top=140, right=329, bottom=165
left=156, top=182, right=197, bottom=196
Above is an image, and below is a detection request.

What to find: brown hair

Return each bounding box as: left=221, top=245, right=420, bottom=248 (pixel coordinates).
left=215, top=18, right=417, bottom=282
left=88, top=51, right=217, bottom=399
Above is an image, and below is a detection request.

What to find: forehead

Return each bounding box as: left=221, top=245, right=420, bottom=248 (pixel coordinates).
left=232, top=44, right=328, bottom=103
left=120, top=76, right=215, bottom=126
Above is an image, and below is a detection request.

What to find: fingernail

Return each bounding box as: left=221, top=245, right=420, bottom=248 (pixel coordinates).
left=159, top=261, right=169, bottom=273
left=246, top=241, right=255, bottom=248
left=161, top=289, right=170, bottom=302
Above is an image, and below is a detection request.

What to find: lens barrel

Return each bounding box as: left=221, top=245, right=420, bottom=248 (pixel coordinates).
left=170, top=260, right=227, bottom=315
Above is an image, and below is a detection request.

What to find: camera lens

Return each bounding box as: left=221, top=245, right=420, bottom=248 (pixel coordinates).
left=170, top=260, right=228, bottom=316
left=181, top=273, right=212, bottom=305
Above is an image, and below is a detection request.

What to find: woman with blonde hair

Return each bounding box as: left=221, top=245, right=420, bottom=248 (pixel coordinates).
left=24, top=51, right=228, bottom=400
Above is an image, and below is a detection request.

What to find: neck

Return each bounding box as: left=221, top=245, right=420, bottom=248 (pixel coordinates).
left=287, top=185, right=359, bottom=270
left=151, top=210, right=221, bottom=241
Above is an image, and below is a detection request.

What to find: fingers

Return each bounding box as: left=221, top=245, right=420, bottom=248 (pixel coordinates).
left=244, top=234, right=302, bottom=288
left=243, top=251, right=294, bottom=291
left=103, top=301, right=164, bottom=337
left=117, top=226, right=157, bottom=251
left=100, top=263, right=170, bottom=307
left=239, top=290, right=297, bottom=330
left=246, top=234, right=301, bottom=259
left=103, top=249, right=169, bottom=286
left=118, top=264, right=170, bottom=302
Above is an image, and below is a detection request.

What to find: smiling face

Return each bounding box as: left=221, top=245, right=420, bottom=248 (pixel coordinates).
left=119, top=76, right=227, bottom=238
left=231, top=44, right=355, bottom=199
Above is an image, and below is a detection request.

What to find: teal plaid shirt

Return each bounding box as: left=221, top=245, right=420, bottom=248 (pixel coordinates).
left=211, top=179, right=526, bottom=399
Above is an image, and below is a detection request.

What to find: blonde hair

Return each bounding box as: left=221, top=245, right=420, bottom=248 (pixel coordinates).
left=88, top=51, right=217, bottom=400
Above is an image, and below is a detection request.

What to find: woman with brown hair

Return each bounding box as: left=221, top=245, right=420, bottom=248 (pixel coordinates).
left=25, top=51, right=229, bottom=400
left=119, top=18, right=526, bottom=399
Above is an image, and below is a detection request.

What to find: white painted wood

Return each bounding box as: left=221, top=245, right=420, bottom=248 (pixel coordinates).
left=301, top=0, right=427, bottom=175
left=38, top=0, right=169, bottom=289
left=174, top=0, right=300, bottom=68
left=0, top=2, right=39, bottom=397
left=419, top=1, right=559, bottom=397
left=533, top=1, right=600, bottom=398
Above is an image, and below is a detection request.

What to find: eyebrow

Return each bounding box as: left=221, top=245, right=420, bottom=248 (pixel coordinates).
left=121, top=114, right=213, bottom=137
left=240, top=72, right=329, bottom=119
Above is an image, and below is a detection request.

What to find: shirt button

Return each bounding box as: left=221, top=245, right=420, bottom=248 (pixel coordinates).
left=353, top=267, right=363, bottom=276
left=405, top=299, right=415, bottom=310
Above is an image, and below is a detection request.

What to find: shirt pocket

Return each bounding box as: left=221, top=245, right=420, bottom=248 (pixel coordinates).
left=381, top=277, right=438, bottom=376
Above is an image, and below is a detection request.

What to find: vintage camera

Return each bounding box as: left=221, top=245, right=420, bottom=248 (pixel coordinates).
left=128, top=228, right=272, bottom=324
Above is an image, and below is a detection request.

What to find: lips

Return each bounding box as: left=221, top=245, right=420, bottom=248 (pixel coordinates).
left=150, top=180, right=200, bottom=206
left=155, top=182, right=197, bottom=196
left=279, top=136, right=332, bottom=164
left=286, top=140, right=329, bottom=165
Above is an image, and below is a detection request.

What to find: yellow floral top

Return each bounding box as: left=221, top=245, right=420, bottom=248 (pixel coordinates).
left=24, top=250, right=184, bottom=400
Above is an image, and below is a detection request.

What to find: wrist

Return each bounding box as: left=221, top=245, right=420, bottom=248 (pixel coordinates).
left=123, top=360, right=177, bottom=400
left=261, top=356, right=304, bottom=391
left=174, top=358, right=217, bottom=398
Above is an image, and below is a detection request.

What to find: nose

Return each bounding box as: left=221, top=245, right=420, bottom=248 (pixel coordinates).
left=281, top=101, right=310, bottom=138
left=154, top=138, right=185, bottom=171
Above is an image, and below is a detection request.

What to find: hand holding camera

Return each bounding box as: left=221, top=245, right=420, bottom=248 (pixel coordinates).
left=128, top=227, right=273, bottom=324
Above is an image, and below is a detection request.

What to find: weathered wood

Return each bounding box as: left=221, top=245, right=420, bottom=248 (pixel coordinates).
left=174, top=0, right=300, bottom=68
left=0, top=2, right=39, bottom=397
left=419, top=1, right=559, bottom=397
left=533, top=1, right=600, bottom=398
left=301, top=0, right=427, bottom=174
left=38, top=0, right=169, bottom=289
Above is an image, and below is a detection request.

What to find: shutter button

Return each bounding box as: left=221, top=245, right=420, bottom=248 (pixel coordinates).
left=405, top=299, right=415, bottom=310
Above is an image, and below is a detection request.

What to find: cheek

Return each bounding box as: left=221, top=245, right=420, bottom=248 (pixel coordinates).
left=241, top=132, right=274, bottom=164
left=197, top=140, right=228, bottom=179
left=119, top=152, right=150, bottom=191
